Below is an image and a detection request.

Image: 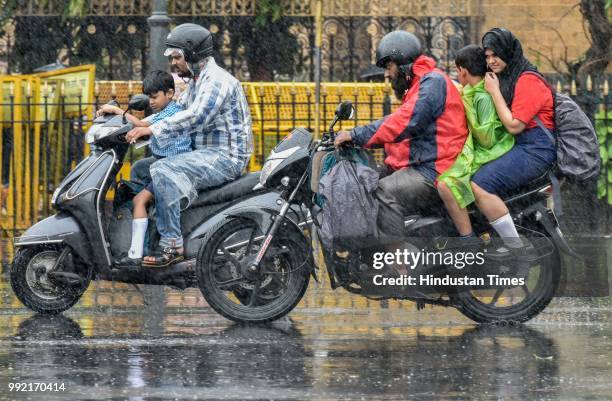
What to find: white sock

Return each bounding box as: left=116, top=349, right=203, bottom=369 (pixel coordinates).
left=128, top=218, right=148, bottom=259
left=490, top=214, right=523, bottom=249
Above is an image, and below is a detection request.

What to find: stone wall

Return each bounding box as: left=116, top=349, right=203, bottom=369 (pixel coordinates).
left=479, top=0, right=591, bottom=73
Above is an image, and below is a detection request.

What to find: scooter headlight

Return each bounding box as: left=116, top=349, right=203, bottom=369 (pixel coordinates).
left=86, top=125, right=101, bottom=144
left=86, top=125, right=117, bottom=144
left=51, top=187, right=61, bottom=206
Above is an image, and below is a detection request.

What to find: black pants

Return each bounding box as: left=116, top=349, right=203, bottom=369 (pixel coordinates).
left=376, top=168, right=441, bottom=236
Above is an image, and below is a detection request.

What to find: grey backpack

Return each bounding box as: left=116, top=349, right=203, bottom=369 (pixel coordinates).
left=317, top=159, right=380, bottom=250
left=527, top=72, right=601, bottom=181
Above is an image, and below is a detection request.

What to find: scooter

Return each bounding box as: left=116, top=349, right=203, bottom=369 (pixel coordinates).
left=195, top=101, right=576, bottom=324
left=10, top=96, right=306, bottom=314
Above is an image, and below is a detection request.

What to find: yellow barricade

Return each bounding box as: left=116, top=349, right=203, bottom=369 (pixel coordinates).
left=243, top=82, right=394, bottom=169
left=92, top=80, right=395, bottom=172
left=0, top=66, right=95, bottom=248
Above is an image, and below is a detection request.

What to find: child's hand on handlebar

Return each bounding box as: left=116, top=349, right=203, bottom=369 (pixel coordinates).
left=96, top=104, right=122, bottom=117
left=126, top=126, right=152, bottom=144
left=334, top=130, right=353, bottom=148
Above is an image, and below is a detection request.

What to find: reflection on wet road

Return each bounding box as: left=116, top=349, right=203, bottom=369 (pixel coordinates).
left=1, top=268, right=612, bottom=400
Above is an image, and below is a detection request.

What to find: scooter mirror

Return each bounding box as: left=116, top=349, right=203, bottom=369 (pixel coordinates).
left=335, top=101, right=355, bottom=121
left=128, top=94, right=150, bottom=111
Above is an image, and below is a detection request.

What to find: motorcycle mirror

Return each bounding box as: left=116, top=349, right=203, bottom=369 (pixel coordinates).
left=335, top=101, right=355, bottom=121
left=127, top=94, right=150, bottom=111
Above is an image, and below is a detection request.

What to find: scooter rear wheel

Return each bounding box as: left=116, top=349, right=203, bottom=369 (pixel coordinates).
left=197, top=218, right=311, bottom=323
left=10, top=246, right=92, bottom=314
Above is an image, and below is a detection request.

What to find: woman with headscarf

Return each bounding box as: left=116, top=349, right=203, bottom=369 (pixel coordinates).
left=470, top=28, right=556, bottom=259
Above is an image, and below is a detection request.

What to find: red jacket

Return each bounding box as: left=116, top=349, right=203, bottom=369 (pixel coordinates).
left=351, top=55, right=468, bottom=182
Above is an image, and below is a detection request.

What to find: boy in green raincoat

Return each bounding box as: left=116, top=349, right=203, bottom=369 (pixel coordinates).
left=437, top=45, right=514, bottom=243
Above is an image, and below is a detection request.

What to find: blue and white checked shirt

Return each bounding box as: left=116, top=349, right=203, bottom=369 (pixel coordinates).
left=149, top=58, right=253, bottom=163
left=143, top=100, right=191, bottom=158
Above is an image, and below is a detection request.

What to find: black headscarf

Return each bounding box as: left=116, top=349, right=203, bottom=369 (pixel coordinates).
left=482, top=28, right=538, bottom=106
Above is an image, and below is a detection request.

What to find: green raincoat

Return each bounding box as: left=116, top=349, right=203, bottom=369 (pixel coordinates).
left=438, top=80, right=515, bottom=207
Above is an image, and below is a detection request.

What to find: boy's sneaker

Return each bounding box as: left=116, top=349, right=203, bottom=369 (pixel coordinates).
left=486, top=241, right=539, bottom=277
left=444, top=235, right=485, bottom=254
left=486, top=242, right=539, bottom=263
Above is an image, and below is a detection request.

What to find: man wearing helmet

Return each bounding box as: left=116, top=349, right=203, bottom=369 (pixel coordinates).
left=126, top=23, right=253, bottom=266
left=335, top=31, right=468, bottom=235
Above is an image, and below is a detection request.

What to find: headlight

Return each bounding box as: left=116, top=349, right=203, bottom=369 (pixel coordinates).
left=51, top=187, right=61, bottom=206
left=85, top=125, right=100, bottom=144
left=259, top=158, right=284, bottom=186
left=86, top=125, right=117, bottom=144
left=259, top=146, right=300, bottom=186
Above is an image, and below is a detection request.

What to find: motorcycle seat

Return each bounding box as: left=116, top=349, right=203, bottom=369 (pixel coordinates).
left=403, top=215, right=445, bottom=232
left=502, top=170, right=552, bottom=202
left=188, top=172, right=261, bottom=208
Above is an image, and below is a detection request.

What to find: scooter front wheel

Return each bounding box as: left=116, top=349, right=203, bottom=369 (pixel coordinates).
left=197, top=218, right=311, bottom=323
left=10, top=246, right=92, bottom=314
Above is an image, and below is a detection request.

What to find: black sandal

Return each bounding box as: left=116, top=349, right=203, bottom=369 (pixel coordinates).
left=142, top=246, right=184, bottom=267
left=114, top=255, right=143, bottom=268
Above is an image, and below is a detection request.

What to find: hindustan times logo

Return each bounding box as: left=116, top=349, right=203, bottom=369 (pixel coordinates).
left=372, top=249, right=486, bottom=270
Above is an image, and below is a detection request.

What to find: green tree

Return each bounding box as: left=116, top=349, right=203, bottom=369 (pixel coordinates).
left=235, top=0, right=299, bottom=80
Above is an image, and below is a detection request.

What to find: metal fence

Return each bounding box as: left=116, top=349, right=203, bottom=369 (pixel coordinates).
left=0, top=78, right=609, bottom=267
left=6, top=2, right=475, bottom=81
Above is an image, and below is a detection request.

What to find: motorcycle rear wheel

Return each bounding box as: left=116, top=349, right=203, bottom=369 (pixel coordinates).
left=455, top=235, right=560, bottom=324
left=197, top=218, right=311, bottom=323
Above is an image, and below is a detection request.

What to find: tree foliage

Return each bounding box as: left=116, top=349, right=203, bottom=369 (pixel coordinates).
left=235, top=0, right=299, bottom=81
left=577, top=0, right=612, bottom=79
left=528, top=0, right=610, bottom=83
left=255, top=0, right=283, bottom=26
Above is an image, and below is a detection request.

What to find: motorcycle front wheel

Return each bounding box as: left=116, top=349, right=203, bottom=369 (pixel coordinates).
left=197, top=217, right=311, bottom=323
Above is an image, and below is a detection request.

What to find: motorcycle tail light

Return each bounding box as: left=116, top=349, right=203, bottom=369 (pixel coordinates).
left=538, top=185, right=553, bottom=197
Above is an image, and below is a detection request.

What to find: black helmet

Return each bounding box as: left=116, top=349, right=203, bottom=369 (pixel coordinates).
left=165, top=23, right=213, bottom=63
left=375, top=31, right=421, bottom=68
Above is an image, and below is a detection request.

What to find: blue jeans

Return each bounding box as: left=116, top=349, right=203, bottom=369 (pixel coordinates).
left=130, top=156, right=157, bottom=186
left=151, top=149, right=245, bottom=249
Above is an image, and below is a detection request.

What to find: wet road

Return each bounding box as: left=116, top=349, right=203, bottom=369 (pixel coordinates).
left=1, top=278, right=612, bottom=401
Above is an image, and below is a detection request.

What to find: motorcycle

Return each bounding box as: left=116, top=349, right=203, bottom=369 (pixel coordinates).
left=197, top=101, right=575, bottom=324
left=10, top=95, right=306, bottom=314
